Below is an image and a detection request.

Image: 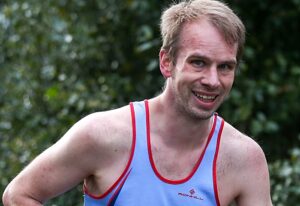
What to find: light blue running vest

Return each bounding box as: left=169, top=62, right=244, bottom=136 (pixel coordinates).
left=84, top=100, right=224, bottom=206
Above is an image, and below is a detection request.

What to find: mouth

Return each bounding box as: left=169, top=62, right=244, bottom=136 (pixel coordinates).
left=192, top=91, right=218, bottom=102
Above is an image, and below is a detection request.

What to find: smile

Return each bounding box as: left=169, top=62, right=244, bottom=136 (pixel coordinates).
left=192, top=91, right=217, bottom=102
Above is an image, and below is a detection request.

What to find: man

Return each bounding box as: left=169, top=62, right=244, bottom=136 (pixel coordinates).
left=3, top=0, right=273, bottom=205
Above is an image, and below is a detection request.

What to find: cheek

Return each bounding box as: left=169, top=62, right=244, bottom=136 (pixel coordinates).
left=223, top=76, right=235, bottom=93
left=171, top=63, right=200, bottom=87
left=173, top=72, right=195, bottom=89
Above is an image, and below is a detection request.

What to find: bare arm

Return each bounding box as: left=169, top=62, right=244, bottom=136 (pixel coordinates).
left=235, top=139, right=273, bottom=206
left=2, top=112, right=116, bottom=205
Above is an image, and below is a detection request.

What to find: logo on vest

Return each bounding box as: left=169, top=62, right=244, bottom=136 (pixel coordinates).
left=178, top=189, right=204, bottom=201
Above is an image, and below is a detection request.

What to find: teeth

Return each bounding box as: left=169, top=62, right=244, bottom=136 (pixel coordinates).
left=200, top=95, right=215, bottom=100
left=193, top=92, right=216, bottom=100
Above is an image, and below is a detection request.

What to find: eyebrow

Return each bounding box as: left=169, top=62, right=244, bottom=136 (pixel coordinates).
left=220, top=60, right=237, bottom=66
left=188, top=54, right=237, bottom=66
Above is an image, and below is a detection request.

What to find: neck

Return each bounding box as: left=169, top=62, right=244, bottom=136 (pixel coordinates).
left=148, top=95, right=214, bottom=148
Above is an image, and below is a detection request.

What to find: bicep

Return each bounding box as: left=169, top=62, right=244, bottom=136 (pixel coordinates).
left=236, top=144, right=272, bottom=206
left=10, top=121, right=99, bottom=203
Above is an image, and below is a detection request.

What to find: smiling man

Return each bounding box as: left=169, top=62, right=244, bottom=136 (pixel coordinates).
left=3, top=1, right=272, bottom=206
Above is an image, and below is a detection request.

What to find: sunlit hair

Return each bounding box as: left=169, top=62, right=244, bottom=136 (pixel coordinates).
left=160, top=0, right=245, bottom=65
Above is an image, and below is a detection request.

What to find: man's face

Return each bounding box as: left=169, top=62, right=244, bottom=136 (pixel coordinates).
left=163, top=18, right=238, bottom=120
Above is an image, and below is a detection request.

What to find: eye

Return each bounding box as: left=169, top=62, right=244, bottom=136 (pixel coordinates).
left=190, top=59, right=205, bottom=68
left=218, top=63, right=235, bottom=72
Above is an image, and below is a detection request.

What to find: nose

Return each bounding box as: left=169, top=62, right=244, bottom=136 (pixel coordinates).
left=201, top=67, right=221, bottom=89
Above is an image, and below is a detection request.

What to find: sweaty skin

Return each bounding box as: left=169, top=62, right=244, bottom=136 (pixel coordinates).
left=2, top=18, right=272, bottom=206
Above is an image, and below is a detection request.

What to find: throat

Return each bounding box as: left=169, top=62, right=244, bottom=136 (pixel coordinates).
left=157, top=114, right=214, bottom=147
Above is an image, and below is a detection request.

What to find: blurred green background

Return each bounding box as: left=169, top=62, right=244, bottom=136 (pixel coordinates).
left=0, top=0, right=299, bottom=205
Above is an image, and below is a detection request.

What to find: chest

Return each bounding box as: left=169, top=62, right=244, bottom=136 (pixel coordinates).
left=151, top=143, right=207, bottom=180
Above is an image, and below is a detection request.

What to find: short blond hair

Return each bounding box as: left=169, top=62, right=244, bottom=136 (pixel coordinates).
left=160, top=0, right=245, bottom=65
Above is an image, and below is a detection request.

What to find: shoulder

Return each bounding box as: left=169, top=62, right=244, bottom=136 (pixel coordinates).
left=220, top=121, right=266, bottom=168
left=79, top=104, right=131, bottom=130
left=48, top=104, right=134, bottom=175
left=70, top=104, right=133, bottom=150
left=51, top=104, right=133, bottom=168
left=77, top=105, right=132, bottom=135
left=217, top=120, right=271, bottom=203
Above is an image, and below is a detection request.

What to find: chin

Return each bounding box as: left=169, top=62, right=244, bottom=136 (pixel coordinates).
left=185, top=107, right=215, bottom=120
left=196, top=111, right=215, bottom=120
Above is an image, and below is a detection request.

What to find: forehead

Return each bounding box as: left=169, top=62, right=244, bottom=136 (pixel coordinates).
left=177, top=19, right=238, bottom=61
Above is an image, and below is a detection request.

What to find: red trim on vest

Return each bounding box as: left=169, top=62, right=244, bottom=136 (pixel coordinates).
left=145, top=99, right=218, bottom=184
left=213, top=118, right=224, bottom=206
left=107, top=168, right=132, bottom=205
left=83, top=103, right=137, bottom=199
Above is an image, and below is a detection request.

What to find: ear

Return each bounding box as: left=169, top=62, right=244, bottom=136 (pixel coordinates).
left=159, top=49, right=172, bottom=78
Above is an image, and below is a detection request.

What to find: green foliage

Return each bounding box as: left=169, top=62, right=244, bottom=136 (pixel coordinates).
left=1, top=0, right=166, bottom=205
left=1, top=0, right=299, bottom=205
left=221, top=0, right=300, bottom=160
left=270, top=146, right=300, bottom=205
